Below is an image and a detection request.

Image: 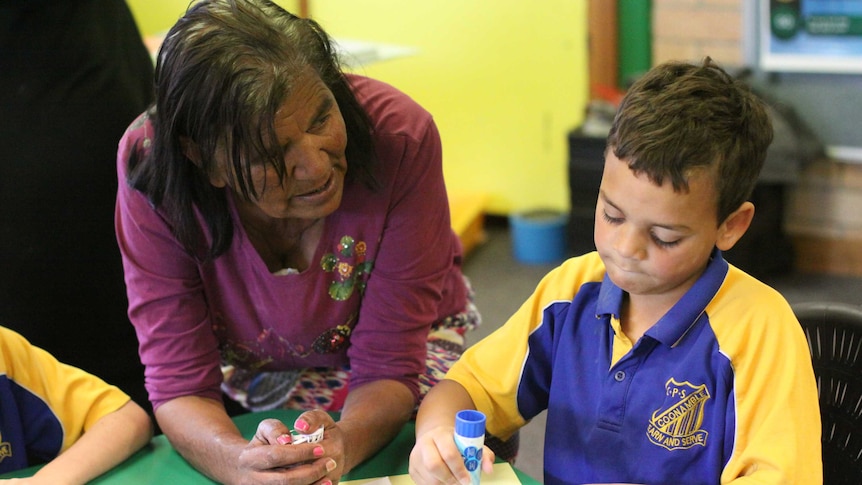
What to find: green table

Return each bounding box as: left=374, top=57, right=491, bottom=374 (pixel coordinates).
left=1, top=410, right=540, bottom=484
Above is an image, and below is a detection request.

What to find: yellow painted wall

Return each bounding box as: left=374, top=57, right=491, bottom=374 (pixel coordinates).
left=126, top=0, right=588, bottom=215
left=126, top=0, right=186, bottom=36
left=127, top=0, right=300, bottom=36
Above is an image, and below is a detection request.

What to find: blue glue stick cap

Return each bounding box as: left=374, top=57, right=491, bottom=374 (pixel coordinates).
left=455, top=410, right=486, bottom=438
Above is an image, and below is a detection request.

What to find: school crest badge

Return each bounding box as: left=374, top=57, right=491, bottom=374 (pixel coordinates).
left=647, top=378, right=710, bottom=451
left=0, top=432, right=10, bottom=463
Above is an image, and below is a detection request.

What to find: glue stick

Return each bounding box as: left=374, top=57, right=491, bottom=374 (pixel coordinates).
left=454, top=410, right=486, bottom=485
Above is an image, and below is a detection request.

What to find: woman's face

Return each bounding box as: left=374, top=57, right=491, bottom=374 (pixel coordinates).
left=209, top=70, right=348, bottom=221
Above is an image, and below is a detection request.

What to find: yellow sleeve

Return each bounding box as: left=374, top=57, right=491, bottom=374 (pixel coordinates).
left=446, top=253, right=605, bottom=440
left=0, top=326, right=132, bottom=452
left=710, top=269, right=822, bottom=484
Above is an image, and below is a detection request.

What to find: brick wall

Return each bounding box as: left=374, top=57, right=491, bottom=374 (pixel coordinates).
left=652, top=0, right=862, bottom=276
left=786, top=160, right=862, bottom=275
left=652, top=0, right=744, bottom=67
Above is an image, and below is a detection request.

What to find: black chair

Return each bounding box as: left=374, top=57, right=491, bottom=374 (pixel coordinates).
left=793, top=301, right=862, bottom=485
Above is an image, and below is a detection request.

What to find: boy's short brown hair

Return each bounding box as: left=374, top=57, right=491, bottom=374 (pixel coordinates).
left=607, top=57, right=773, bottom=223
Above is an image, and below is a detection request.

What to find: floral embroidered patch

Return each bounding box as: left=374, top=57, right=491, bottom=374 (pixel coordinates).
left=312, top=324, right=352, bottom=354
left=320, top=236, right=373, bottom=301
left=218, top=312, right=359, bottom=370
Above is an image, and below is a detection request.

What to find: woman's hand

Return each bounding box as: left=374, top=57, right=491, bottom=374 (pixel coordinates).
left=409, top=424, right=495, bottom=485
left=157, top=396, right=343, bottom=485
left=283, top=410, right=346, bottom=483
left=239, top=415, right=339, bottom=483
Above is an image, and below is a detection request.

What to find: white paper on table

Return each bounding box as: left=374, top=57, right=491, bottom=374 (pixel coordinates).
left=342, top=462, right=523, bottom=485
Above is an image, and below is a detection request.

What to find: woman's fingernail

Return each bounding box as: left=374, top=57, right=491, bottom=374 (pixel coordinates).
left=313, top=446, right=325, bottom=457
left=322, top=481, right=332, bottom=485
left=326, top=459, right=337, bottom=471
left=276, top=434, right=291, bottom=445
left=294, top=419, right=309, bottom=432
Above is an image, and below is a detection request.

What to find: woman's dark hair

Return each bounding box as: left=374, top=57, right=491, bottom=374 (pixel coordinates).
left=128, top=0, right=377, bottom=259
left=607, top=57, right=773, bottom=224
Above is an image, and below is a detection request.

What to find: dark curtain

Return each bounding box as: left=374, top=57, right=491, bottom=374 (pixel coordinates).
left=0, top=0, right=154, bottom=414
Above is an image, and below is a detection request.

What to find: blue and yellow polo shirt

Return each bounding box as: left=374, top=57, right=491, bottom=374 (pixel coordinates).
left=0, top=326, right=131, bottom=473
left=447, top=250, right=821, bottom=484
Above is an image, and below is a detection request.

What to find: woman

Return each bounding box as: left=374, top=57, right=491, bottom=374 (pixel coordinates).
left=115, top=0, right=478, bottom=483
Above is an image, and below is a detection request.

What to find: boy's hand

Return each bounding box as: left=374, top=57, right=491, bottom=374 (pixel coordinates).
left=408, top=425, right=495, bottom=485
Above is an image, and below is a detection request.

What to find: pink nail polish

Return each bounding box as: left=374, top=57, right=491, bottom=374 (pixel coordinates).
left=294, top=419, right=309, bottom=432
left=276, top=434, right=291, bottom=445
left=313, top=446, right=325, bottom=457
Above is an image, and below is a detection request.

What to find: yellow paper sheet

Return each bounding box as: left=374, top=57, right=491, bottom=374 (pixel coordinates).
left=342, top=462, right=522, bottom=485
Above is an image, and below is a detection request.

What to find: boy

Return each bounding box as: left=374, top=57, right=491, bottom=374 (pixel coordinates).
left=0, top=325, right=152, bottom=484
left=408, top=58, right=821, bottom=485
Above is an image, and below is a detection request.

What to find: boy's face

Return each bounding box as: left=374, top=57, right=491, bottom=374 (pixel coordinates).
left=594, top=151, right=725, bottom=304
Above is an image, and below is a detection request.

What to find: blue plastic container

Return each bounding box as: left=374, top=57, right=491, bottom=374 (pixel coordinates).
left=509, top=210, right=568, bottom=265
left=454, top=410, right=485, bottom=485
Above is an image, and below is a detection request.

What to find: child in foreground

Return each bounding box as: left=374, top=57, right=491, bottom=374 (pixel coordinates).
left=0, top=325, right=152, bottom=484
left=408, top=58, right=822, bottom=485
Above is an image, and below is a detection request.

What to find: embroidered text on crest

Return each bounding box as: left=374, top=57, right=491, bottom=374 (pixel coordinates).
left=647, top=378, right=710, bottom=451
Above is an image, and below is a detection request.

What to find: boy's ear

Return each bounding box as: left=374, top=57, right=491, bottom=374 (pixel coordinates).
left=716, top=201, right=755, bottom=251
